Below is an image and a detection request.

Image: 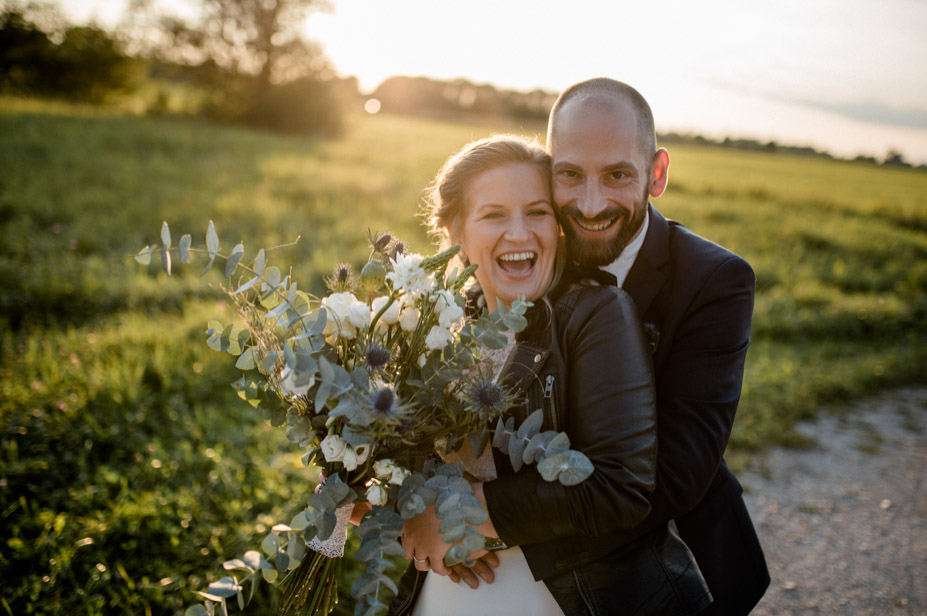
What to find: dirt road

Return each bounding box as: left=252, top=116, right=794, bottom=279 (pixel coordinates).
left=740, top=387, right=927, bottom=615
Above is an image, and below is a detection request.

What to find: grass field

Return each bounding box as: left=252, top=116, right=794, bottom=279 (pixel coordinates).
left=1, top=98, right=925, bottom=615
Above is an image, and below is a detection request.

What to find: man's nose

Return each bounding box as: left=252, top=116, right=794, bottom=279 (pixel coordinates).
left=578, top=183, right=609, bottom=219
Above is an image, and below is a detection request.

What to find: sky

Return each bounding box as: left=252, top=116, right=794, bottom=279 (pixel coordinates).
left=60, top=0, right=927, bottom=164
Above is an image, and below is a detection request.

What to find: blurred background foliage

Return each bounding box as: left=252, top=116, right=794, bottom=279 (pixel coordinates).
left=1, top=2, right=925, bottom=614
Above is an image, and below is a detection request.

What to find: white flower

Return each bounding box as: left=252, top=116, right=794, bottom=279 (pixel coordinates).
left=373, top=458, right=397, bottom=480
left=425, top=325, right=454, bottom=351
left=321, top=292, right=360, bottom=339
left=366, top=483, right=389, bottom=506
left=341, top=442, right=371, bottom=471
left=389, top=466, right=411, bottom=486
left=320, top=434, right=347, bottom=463
left=371, top=296, right=402, bottom=333
left=439, top=302, right=464, bottom=330
left=399, top=305, right=421, bottom=332
left=417, top=353, right=427, bottom=368
left=386, top=253, right=434, bottom=297
left=373, top=458, right=411, bottom=485
left=347, top=301, right=371, bottom=329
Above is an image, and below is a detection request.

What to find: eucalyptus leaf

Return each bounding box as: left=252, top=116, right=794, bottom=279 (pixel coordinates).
left=225, top=243, right=244, bottom=278
left=161, top=246, right=172, bottom=276
left=161, top=221, right=172, bottom=251
left=243, top=550, right=263, bottom=570
left=234, top=275, right=261, bottom=295
left=545, top=432, right=571, bottom=457
left=261, top=532, right=280, bottom=556
left=515, top=409, right=544, bottom=441
left=222, top=558, right=247, bottom=571
left=179, top=234, right=192, bottom=263
left=134, top=245, right=153, bottom=265
left=253, top=248, right=266, bottom=277
left=184, top=606, right=209, bottom=616
left=234, top=347, right=258, bottom=370
left=508, top=434, right=526, bottom=471
left=206, top=577, right=240, bottom=599
left=206, top=220, right=219, bottom=259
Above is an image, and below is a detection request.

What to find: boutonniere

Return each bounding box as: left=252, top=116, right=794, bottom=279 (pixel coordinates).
left=643, top=322, right=660, bottom=354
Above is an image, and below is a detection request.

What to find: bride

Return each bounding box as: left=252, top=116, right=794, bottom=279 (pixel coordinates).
left=387, top=135, right=713, bottom=615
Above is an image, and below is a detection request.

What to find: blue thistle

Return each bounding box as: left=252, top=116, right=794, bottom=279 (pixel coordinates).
left=365, top=344, right=391, bottom=370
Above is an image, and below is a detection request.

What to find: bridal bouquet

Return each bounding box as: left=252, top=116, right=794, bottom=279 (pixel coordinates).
left=136, top=222, right=593, bottom=616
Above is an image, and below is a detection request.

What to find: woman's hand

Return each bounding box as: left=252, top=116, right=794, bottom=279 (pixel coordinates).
left=402, top=503, right=453, bottom=575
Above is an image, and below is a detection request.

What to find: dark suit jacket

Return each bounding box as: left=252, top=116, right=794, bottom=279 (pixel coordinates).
left=621, top=205, right=770, bottom=614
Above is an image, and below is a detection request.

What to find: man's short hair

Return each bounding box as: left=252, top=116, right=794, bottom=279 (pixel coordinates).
left=547, top=78, right=657, bottom=159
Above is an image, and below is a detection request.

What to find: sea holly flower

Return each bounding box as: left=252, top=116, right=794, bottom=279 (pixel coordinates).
left=386, top=253, right=434, bottom=297
left=364, top=344, right=391, bottom=370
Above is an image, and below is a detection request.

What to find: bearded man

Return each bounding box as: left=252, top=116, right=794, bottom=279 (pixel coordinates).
left=547, top=77, right=770, bottom=615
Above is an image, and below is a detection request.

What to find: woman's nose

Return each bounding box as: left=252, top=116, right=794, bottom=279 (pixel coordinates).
left=503, top=214, right=530, bottom=241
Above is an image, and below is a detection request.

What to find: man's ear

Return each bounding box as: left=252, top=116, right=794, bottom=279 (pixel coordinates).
left=649, top=148, right=670, bottom=198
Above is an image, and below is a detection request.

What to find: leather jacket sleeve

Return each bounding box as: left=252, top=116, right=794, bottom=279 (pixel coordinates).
left=483, top=285, right=657, bottom=547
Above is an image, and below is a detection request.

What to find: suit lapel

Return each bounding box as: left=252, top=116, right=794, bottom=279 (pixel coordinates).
left=623, top=205, right=669, bottom=317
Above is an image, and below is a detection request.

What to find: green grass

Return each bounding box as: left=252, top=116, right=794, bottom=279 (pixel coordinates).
left=1, top=98, right=925, bottom=615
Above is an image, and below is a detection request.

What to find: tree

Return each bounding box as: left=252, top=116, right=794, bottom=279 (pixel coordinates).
left=153, top=0, right=332, bottom=88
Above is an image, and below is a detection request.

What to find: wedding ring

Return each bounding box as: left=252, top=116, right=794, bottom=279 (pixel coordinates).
left=412, top=556, right=429, bottom=563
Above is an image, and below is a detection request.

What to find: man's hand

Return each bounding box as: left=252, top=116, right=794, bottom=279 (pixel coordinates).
left=447, top=552, right=500, bottom=589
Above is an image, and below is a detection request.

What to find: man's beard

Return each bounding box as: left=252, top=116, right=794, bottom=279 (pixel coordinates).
left=561, top=190, right=648, bottom=267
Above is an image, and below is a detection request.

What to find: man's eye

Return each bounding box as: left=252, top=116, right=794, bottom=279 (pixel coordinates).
left=610, top=171, right=627, bottom=180
left=557, top=169, right=578, bottom=178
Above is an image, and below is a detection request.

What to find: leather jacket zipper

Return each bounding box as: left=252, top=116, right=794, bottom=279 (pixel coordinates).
left=544, top=374, right=559, bottom=432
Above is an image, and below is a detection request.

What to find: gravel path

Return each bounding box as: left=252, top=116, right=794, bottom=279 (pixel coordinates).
left=740, top=387, right=927, bottom=615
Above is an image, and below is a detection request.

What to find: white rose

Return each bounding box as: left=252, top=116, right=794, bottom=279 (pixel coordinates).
left=425, top=325, right=454, bottom=351
left=347, top=301, right=371, bottom=329
left=366, top=483, right=389, bottom=507
left=373, top=458, right=398, bottom=480
left=371, top=296, right=402, bottom=326
left=322, top=292, right=359, bottom=337
left=390, top=466, right=411, bottom=486
left=342, top=443, right=371, bottom=471
left=438, top=302, right=464, bottom=330
left=399, top=306, right=421, bottom=332
left=320, top=434, right=347, bottom=463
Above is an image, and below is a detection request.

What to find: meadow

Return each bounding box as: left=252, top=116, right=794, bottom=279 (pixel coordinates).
left=1, top=98, right=925, bottom=615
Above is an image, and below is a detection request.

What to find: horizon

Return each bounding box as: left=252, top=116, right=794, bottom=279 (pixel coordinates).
left=59, top=0, right=927, bottom=165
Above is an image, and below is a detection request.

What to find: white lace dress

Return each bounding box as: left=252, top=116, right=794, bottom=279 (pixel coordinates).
left=412, top=332, right=564, bottom=615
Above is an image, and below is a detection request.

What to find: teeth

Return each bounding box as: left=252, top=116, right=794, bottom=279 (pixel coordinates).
left=576, top=219, right=614, bottom=232
left=498, top=252, right=536, bottom=262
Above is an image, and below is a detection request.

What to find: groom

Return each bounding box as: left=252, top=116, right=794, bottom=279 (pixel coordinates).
left=547, top=77, right=770, bottom=615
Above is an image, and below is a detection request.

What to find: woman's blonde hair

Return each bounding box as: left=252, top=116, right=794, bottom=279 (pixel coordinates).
left=422, top=134, right=565, bottom=294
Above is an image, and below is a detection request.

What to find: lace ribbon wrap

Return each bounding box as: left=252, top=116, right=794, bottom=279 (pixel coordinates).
left=306, top=503, right=353, bottom=558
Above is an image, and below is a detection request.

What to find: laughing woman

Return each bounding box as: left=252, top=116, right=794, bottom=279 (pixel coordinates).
left=388, top=135, right=712, bottom=616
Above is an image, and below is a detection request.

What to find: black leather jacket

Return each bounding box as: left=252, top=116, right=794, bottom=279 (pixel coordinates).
left=388, top=281, right=711, bottom=615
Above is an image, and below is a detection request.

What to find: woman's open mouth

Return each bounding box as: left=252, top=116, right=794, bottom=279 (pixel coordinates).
left=497, top=251, right=537, bottom=275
